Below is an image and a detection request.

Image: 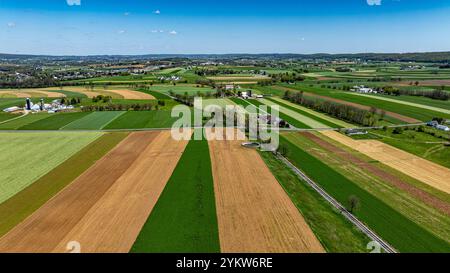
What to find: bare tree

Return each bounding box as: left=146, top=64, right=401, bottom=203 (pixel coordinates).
left=348, top=195, right=360, bottom=214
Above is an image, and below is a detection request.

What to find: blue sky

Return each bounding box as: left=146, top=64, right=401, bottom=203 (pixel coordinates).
left=1, top=0, right=450, bottom=55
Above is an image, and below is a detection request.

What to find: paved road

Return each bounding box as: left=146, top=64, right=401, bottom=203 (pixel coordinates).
left=276, top=154, right=398, bottom=253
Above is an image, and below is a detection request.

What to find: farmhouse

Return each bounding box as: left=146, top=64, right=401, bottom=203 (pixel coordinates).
left=225, top=84, right=235, bottom=91
left=351, top=85, right=377, bottom=94
left=345, top=128, right=368, bottom=136
left=427, top=120, right=450, bottom=131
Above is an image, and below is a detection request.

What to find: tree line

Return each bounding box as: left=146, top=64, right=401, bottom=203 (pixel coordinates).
left=283, top=91, right=379, bottom=126
left=81, top=103, right=160, bottom=112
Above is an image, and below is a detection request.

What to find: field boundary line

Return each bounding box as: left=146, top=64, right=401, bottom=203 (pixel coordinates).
left=100, top=111, right=126, bottom=130
left=276, top=153, right=397, bottom=253
left=0, top=112, right=28, bottom=125
left=58, top=112, right=96, bottom=130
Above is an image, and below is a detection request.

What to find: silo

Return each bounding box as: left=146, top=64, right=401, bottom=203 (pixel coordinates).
left=26, top=98, right=31, bottom=110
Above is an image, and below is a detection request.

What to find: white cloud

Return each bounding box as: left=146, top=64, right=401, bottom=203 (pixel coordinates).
left=169, top=30, right=177, bottom=35
left=367, top=0, right=382, bottom=6
left=154, top=10, right=161, bottom=15
left=7, top=22, right=16, bottom=28
left=117, top=30, right=126, bottom=34
left=66, top=0, right=81, bottom=6
left=124, top=12, right=130, bottom=16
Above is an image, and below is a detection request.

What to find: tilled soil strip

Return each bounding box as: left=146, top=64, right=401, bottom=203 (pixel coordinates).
left=208, top=129, right=324, bottom=253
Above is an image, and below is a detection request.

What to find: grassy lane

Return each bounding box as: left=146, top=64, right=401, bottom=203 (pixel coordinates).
left=62, top=111, right=125, bottom=130
left=0, top=132, right=127, bottom=237
left=131, top=130, right=220, bottom=253
left=259, top=151, right=370, bottom=252
left=19, top=112, right=91, bottom=130
left=104, top=111, right=178, bottom=129
left=280, top=134, right=450, bottom=252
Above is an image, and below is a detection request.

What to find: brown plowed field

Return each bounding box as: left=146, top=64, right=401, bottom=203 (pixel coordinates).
left=273, top=86, right=420, bottom=123
left=106, top=89, right=154, bottom=100
left=208, top=130, right=324, bottom=253
left=302, top=132, right=450, bottom=215
left=0, top=131, right=159, bottom=253
left=321, top=131, right=450, bottom=195
left=51, top=130, right=190, bottom=253
left=0, top=90, right=65, bottom=98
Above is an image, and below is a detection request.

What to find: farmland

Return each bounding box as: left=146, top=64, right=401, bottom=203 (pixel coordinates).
left=280, top=84, right=450, bottom=122
left=353, top=127, right=450, bottom=169
left=208, top=130, right=324, bottom=253
left=0, top=132, right=101, bottom=204
left=0, top=132, right=159, bottom=252
left=104, top=111, right=178, bottom=129
left=132, top=130, right=220, bottom=253
left=280, top=133, right=450, bottom=252
left=0, top=132, right=128, bottom=237
left=1, top=53, right=450, bottom=255
left=259, top=151, right=370, bottom=252
left=20, top=112, right=91, bottom=130
left=321, top=131, right=450, bottom=194
left=62, top=111, right=125, bottom=130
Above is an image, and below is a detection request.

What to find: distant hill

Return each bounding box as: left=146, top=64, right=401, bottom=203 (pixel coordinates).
left=1, top=51, right=450, bottom=63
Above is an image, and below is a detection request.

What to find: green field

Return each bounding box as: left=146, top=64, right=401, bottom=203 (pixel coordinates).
left=347, top=93, right=450, bottom=113
left=0, top=132, right=101, bottom=204
left=0, top=113, right=51, bottom=130
left=136, top=89, right=173, bottom=100
left=283, top=84, right=450, bottom=121
left=62, top=111, right=125, bottom=130
left=280, top=133, right=450, bottom=252
left=19, top=112, right=90, bottom=130
left=104, top=110, right=178, bottom=129
left=259, top=151, right=370, bottom=252
left=0, top=99, right=24, bottom=110
left=0, top=132, right=127, bottom=237
left=301, top=132, right=450, bottom=244
left=148, top=85, right=216, bottom=95
left=0, top=113, right=18, bottom=123
left=131, top=131, right=220, bottom=253
left=46, top=89, right=88, bottom=98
